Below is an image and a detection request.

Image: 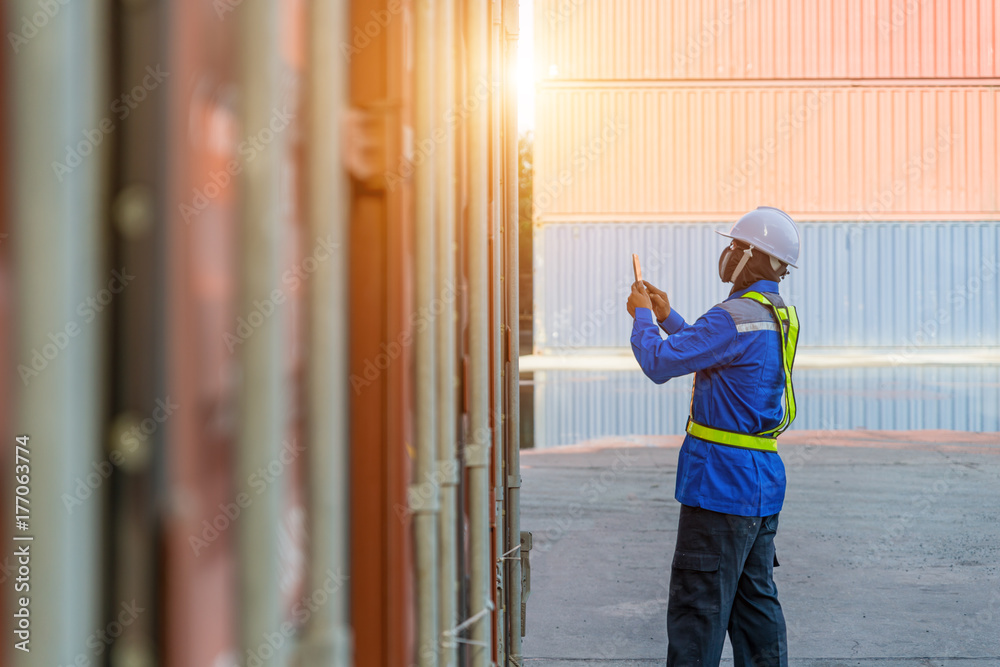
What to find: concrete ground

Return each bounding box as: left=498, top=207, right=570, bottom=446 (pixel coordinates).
left=519, top=430, right=1000, bottom=667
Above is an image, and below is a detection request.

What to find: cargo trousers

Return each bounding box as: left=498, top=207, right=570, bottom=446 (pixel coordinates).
left=666, top=504, right=788, bottom=667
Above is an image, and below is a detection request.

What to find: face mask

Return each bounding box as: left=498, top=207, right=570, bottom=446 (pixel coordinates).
left=718, top=246, right=735, bottom=282
left=718, top=243, right=754, bottom=283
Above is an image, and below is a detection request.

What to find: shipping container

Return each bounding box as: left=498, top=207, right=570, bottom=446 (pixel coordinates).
left=3, top=2, right=107, bottom=666
left=535, top=0, right=1000, bottom=81
left=533, top=221, right=1000, bottom=350
left=1, top=0, right=528, bottom=666
left=532, top=364, right=1000, bottom=448
left=534, top=85, right=1000, bottom=219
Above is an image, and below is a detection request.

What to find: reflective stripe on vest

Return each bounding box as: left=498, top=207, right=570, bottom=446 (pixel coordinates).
left=685, top=291, right=800, bottom=452
left=685, top=416, right=778, bottom=452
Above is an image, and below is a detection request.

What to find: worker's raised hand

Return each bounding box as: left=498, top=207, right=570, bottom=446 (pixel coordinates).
left=626, top=281, right=652, bottom=318
left=642, top=281, right=671, bottom=321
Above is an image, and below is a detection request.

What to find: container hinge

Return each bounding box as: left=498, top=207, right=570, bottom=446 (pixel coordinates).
left=519, top=531, right=531, bottom=637
left=341, top=103, right=391, bottom=190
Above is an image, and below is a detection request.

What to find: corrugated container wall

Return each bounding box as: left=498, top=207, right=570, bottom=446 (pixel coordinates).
left=535, top=85, right=999, bottom=219
left=534, top=221, right=999, bottom=350
left=534, top=365, right=1000, bottom=448
left=533, top=0, right=1000, bottom=220
left=533, top=0, right=1000, bottom=355
left=536, top=0, right=1000, bottom=81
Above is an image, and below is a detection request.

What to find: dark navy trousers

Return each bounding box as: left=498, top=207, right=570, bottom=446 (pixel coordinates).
left=666, top=504, right=788, bottom=667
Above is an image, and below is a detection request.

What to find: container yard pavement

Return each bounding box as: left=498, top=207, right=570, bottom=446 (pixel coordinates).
left=519, top=430, right=1000, bottom=667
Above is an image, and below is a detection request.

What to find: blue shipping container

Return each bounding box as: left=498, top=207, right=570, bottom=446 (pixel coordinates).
left=533, top=221, right=1000, bottom=351
left=532, top=365, right=1000, bottom=448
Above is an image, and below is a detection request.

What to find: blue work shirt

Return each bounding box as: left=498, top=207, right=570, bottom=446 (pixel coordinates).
left=630, top=279, right=789, bottom=517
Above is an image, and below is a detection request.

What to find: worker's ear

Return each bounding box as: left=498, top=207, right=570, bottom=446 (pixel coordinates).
left=770, top=256, right=790, bottom=280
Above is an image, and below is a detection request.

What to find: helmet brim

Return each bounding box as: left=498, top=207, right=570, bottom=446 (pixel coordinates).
left=715, top=229, right=798, bottom=269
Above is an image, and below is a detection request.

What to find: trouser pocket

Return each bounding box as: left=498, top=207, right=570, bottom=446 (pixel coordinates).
left=669, top=550, right=721, bottom=613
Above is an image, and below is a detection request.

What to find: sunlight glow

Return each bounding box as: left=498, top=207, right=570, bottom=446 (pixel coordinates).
left=516, top=0, right=535, bottom=132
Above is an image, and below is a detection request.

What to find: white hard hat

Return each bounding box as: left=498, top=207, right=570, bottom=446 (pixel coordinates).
left=717, top=206, right=800, bottom=268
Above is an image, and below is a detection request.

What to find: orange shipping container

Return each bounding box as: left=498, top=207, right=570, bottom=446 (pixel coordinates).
left=536, top=0, right=1000, bottom=81
left=534, top=84, right=1000, bottom=220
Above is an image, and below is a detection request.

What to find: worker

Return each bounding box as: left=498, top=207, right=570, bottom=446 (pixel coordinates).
left=625, top=206, right=801, bottom=667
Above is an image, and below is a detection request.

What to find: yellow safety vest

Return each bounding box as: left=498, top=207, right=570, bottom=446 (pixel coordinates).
left=685, top=291, right=799, bottom=453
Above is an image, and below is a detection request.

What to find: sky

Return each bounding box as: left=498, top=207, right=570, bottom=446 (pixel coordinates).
left=518, top=0, right=535, bottom=132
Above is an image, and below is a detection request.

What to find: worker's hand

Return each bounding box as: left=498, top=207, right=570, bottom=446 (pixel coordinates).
left=626, top=281, right=652, bottom=319
left=642, top=281, right=671, bottom=321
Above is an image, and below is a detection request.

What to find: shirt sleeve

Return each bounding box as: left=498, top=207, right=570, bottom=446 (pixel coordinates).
left=658, top=308, right=686, bottom=335
left=631, top=306, right=739, bottom=384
